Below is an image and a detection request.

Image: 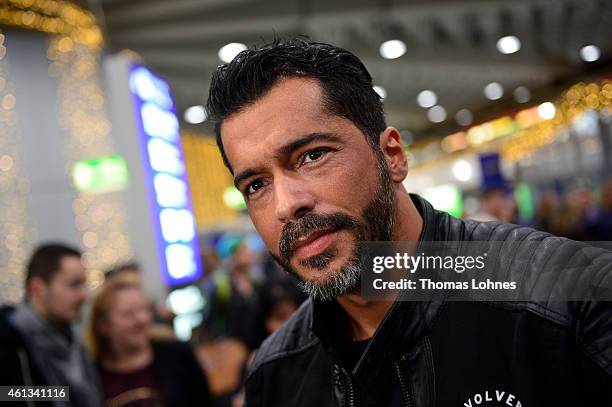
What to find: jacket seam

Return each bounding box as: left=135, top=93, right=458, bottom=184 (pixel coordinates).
left=477, top=300, right=568, bottom=326
left=575, top=301, right=612, bottom=374
left=247, top=337, right=321, bottom=380
left=577, top=336, right=612, bottom=374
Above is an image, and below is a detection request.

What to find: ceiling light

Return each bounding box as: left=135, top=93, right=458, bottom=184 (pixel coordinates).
left=417, top=90, right=437, bottom=108
left=379, top=40, right=407, bottom=59
left=373, top=85, right=387, bottom=100
left=484, top=82, right=504, bottom=100
left=455, top=109, right=473, bottom=126
left=183, top=105, right=207, bottom=124
left=428, top=105, right=447, bottom=123
left=218, top=42, right=247, bottom=63
left=496, top=35, right=521, bottom=54
left=580, top=45, right=601, bottom=62
left=537, top=102, right=556, bottom=120
left=513, top=86, right=531, bottom=103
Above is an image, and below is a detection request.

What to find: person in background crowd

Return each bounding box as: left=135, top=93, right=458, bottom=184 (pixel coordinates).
left=201, top=239, right=265, bottom=351
left=104, top=262, right=141, bottom=281
left=590, top=178, right=612, bottom=240
left=533, top=190, right=559, bottom=233
left=105, top=262, right=176, bottom=334
left=470, top=186, right=516, bottom=223
left=231, top=278, right=306, bottom=407
left=261, top=278, right=306, bottom=335
left=87, top=278, right=211, bottom=407
left=0, top=243, right=102, bottom=407
left=550, top=188, right=594, bottom=240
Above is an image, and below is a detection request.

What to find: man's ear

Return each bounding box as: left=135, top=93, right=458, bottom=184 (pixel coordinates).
left=28, top=276, right=47, bottom=302
left=378, top=127, right=408, bottom=183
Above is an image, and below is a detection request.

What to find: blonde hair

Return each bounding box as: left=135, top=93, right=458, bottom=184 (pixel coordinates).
left=85, top=274, right=144, bottom=360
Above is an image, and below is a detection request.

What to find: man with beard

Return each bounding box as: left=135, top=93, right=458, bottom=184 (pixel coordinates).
left=206, top=38, right=612, bottom=406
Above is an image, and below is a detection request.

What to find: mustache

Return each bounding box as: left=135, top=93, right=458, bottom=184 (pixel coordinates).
left=278, top=212, right=359, bottom=262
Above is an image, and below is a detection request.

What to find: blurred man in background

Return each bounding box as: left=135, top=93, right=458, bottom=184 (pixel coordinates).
left=0, top=243, right=102, bottom=407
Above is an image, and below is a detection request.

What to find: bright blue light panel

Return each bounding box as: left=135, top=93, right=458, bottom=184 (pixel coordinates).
left=129, top=64, right=203, bottom=286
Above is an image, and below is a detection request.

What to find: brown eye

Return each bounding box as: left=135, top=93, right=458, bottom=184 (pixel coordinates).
left=302, top=149, right=328, bottom=164
left=246, top=179, right=265, bottom=196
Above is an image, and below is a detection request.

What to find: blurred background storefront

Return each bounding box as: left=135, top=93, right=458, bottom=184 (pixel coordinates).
left=1, top=0, right=612, bottom=403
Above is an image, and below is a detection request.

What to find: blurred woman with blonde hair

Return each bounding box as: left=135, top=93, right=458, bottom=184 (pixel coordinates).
left=87, top=278, right=211, bottom=407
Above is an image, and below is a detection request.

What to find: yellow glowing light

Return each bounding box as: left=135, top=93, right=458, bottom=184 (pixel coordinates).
left=57, top=36, right=72, bottom=52
left=0, top=154, right=14, bottom=171
left=429, top=79, right=612, bottom=164
left=83, top=231, right=98, bottom=248
left=440, top=131, right=468, bottom=153
left=0, top=0, right=103, bottom=47
left=46, top=30, right=133, bottom=280
left=466, top=126, right=486, bottom=145
left=1, top=93, right=15, bottom=110
left=0, top=46, right=35, bottom=303
left=515, top=107, right=541, bottom=129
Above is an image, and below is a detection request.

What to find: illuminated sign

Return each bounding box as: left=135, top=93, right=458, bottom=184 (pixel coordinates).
left=166, top=285, right=205, bottom=341
left=129, top=64, right=203, bottom=286
left=72, top=154, right=129, bottom=193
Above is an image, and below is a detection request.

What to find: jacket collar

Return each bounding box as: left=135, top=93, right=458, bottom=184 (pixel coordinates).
left=311, top=194, right=445, bottom=397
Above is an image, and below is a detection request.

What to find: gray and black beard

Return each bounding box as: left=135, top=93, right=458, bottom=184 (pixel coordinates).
left=271, top=150, right=396, bottom=301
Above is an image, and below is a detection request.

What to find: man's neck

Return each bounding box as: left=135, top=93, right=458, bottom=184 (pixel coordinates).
left=28, top=299, right=72, bottom=338
left=337, top=294, right=395, bottom=340
left=337, top=191, right=423, bottom=341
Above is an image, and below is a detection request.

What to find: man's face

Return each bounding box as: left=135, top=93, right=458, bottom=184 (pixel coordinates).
left=41, top=255, right=88, bottom=323
left=221, top=78, right=395, bottom=300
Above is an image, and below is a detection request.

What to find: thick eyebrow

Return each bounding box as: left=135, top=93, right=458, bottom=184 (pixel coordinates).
left=234, top=168, right=259, bottom=190
left=274, top=132, right=341, bottom=159
left=233, top=132, right=341, bottom=190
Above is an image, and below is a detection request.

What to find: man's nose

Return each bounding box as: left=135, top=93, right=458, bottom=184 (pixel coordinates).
left=274, top=176, right=315, bottom=222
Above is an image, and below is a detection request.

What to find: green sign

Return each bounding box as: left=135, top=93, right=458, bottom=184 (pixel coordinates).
left=422, top=184, right=463, bottom=218
left=223, top=186, right=246, bottom=210
left=514, top=182, right=534, bottom=221
left=72, top=155, right=129, bottom=193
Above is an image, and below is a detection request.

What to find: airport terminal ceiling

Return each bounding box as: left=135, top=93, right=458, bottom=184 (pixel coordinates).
left=79, top=0, right=612, bottom=138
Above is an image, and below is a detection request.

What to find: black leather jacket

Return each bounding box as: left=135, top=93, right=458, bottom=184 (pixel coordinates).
left=245, top=195, right=612, bottom=406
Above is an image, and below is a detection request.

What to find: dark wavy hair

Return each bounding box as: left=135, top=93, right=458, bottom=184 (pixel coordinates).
left=206, top=37, right=386, bottom=173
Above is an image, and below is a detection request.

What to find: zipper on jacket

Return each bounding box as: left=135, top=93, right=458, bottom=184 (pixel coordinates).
left=394, top=359, right=412, bottom=407
left=17, top=349, right=36, bottom=407
left=339, top=366, right=357, bottom=407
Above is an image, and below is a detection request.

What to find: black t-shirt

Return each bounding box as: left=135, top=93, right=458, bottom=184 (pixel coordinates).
left=337, top=339, right=403, bottom=406
left=100, top=364, right=165, bottom=407
left=338, top=338, right=369, bottom=371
